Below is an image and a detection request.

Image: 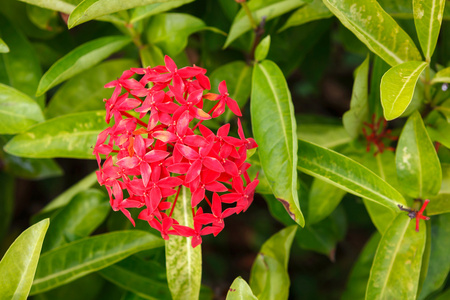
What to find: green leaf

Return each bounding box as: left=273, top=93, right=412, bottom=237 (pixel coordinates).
left=45, top=59, right=136, bottom=119
left=42, top=189, right=109, bottom=252
left=366, top=214, right=426, bottom=299
left=68, top=0, right=185, bottom=28
left=165, top=186, right=201, bottom=300
left=396, top=111, right=442, bottom=199
left=322, top=0, right=422, bottom=66
left=0, top=83, right=44, bottom=134
left=381, top=61, right=428, bottom=120
left=30, top=230, right=164, bottom=294
left=0, top=15, right=44, bottom=107
left=297, top=139, right=406, bottom=212
left=226, top=277, right=258, bottom=300
left=251, top=60, right=304, bottom=226
left=139, top=44, right=164, bottom=68
left=255, top=35, right=271, bottom=62
left=246, top=153, right=273, bottom=195
left=0, top=38, right=9, bottom=53
left=249, top=226, right=297, bottom=300
left=413, top=0, right=446, bottom=60
left=0, top=219, right=49, bottom=300
left=418, top=213, right=450, bottom=299
left=343, top=55, right=370, bottom=139
left=209, top=61, right=252, bottom=123
left=4, top=111, right=106, bottom=159
left=297, top=123, right=351, bottom=149
left=146, top=13, right=205, bottom=57
left=130, top=0, right=194, bottom=23
left=36, top=36, right=131, bottom=96
left=436, top=289, right=450, bottom=300
left=308, top=178, right=346, bottom=224
left=279, top=0, right=332, bottom=32
left=26, top=5, right=63, bottom=32
left=341, top=233, right=381, bottom=300
left=427, top=194, right=450, bottom=215
left=224, top=0, right=308, bottom=48
left=431, top=66, right=450, bottom=84
left=99, top=256, right=171, bottom=300
left=359, top=151, right=399, bottom=233
left=0, top=172, right=14, bottom=242
left=41, top=172, right=98, bottom=214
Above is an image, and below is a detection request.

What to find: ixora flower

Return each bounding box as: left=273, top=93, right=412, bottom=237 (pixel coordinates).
left=398, top=199, right=430, bottom=232
left=94, top=55, right=258, bottom=247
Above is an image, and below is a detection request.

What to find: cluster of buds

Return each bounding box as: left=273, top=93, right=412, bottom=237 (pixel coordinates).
left=362, top=114, right=398, bottom=156
left=94, top=56, right=258, bottom=247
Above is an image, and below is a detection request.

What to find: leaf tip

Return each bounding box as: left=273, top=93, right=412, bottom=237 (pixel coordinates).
left=277, top=198, right=305, bottom=227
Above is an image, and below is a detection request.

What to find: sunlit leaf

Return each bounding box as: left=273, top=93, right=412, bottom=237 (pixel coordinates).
left=366, top=214, right=426, bottom=299
left=226, top=277, right=258, bottom=300
left=396, top=111, right=441, bottom=199
left=381, top=61, right=428, bottom=120
left=165, top=186, right=201, bottom=300
left=130, top=0, right=194, bottom=23
left=254, top=35, right=271, bottom=62
left=279, top=0, right=332, bottom=32
left=413, top=0, right=446, bottom=60
left=4, top=111, right=106, bottom=159
left=0, top=38, right=9, bottom=53
left=0, top=219, right=49, bottom=300
left=251, top=60, right=304, bottom=226
left=323, top=0, right=422, bottom=66
left=431, top=66, right=450, bottom=84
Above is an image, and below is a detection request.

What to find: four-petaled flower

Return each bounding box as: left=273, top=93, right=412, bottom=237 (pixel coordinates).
left=94, top=55, right=258, bottom=248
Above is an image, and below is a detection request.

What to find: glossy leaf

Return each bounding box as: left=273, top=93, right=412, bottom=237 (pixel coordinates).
left=99, top=256, right=171, bottom=300
left=255, top=35, right=271, bottom=62
left=68, top=0, right=185, bottom=28
left=418, top=213, right=450, bottom=299
left=30, top=230, right=164, bottom=294
left=297, top=123, right=351, bottom=148
left=0, top=16, right=44, bottom=107
left=297, top=139, right=406, bottom=211
left=36, top=36, right=131, bottom=96
left=42, top=189, right=109, bottom=252
left=0, top=83, right=44, bottom=134
left=279, top=0, right=332, bottom=32
left=41, top=172, right=98, bottom=214
left=16, top=0, right=76, bottom=14
left=431, top=66, right=450, bottom=84
left=413, top=0, right=446, bottom=60
left=0, top=219, right=49, bottom=300
left=249, top=226, right=297, bottom=300
left=323, top=0, right=422, bottom=66
left=0, top=171, right=14, bottom=241
left=130, top=0, right=194, bottom=23
left=146, top=13, right=205, bottom=57
left=0, top=38, right=9, bottom=53
left=165, top=186, right=201, bottom=300
left=343, top=55, right=370, bottom=138
left=4, top=111, right=106, bottom=159
left=46, top=59, right=136, bottom=118
left=251, top=60, right=304, bottom=226
left=366, top=214, right=426, bottom=299
left=209, top=61, right=252, bottom=122
left=224, top=0, right=308, bottom=48
left=360, top=151, right=399, bottom=233
left=139, top=45, right=164, bottom=68
left=226, top=277, right=258, bottom=300
left=396, top=111, right=441, bottom=199
left=308, top=178, right=346, bottom=225
left=341, top=233, right=381, bottom=300
left=381, top=61, right=428, bottom=120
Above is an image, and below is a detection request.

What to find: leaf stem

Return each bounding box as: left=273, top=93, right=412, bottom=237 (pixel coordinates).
left=240, top=2, right=257, bottom=30
left=424, top=65, right=432, bottom=104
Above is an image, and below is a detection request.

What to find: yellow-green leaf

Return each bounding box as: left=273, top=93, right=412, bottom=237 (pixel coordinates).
left=381, top=61, right=428, bottom=120
left=226, top=277, right=258, bottom=300
left=431, top=66, right=450, bottom=84
left=279, top=0, right=332, bottom=32
left=413, top=0, right=446, bottom=60
left=323, top=0, right=422, bottom=66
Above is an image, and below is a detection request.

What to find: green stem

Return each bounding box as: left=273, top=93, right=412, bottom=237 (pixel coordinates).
left=424, top=65, right=431, bottom=104
left=240, top=2, right=257, bottom=30
left=125, top=23, right=143, bottom=48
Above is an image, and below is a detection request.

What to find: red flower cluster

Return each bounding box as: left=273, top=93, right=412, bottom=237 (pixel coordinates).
left=94, top=56, right=258, bottom=247
left=362, top=114, right=397, bottom=156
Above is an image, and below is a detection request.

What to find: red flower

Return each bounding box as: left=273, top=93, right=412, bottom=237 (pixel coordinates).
left=94, top=55, right=258, bottom=247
